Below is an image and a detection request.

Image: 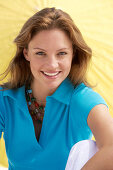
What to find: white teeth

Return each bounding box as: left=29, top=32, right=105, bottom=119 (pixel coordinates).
left=43, top=72, right=59, bottom=76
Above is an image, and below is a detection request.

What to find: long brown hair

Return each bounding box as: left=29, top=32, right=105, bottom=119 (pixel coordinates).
left=0, top=7, right=92, bottom=89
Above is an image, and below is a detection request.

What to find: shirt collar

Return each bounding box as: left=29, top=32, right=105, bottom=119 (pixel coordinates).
left=48, top=77, right=75, bottom=105
left=3, top=77, right=75, bottom=106
left=3, top=85, right=27, bottom=113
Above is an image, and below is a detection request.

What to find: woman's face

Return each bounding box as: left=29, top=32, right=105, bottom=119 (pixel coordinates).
left=23, top=29, right=73, bottom=92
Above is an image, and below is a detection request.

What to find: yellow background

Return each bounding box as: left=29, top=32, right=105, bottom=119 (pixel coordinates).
left=0, top=0, right=113, bottom=167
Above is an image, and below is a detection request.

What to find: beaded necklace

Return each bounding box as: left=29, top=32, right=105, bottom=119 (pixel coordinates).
left=25, top=86, right=45, bottom=122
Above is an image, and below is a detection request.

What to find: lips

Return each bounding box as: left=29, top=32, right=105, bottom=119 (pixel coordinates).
left=41, top=71, right=61, bottom=78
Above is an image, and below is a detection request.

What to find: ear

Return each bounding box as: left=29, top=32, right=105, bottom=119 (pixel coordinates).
left=23, top=48, right=30, bottom=61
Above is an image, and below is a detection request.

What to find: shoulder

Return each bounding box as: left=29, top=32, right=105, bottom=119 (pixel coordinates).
left=70, top=83, right=108, bottom=120
left=71, top=83, right=107, bottom=109
left=0, top=86, right=25, bottom=111
left=0, top=85, right=26, bottom=115
left=0, top=85, right=25, bottom=99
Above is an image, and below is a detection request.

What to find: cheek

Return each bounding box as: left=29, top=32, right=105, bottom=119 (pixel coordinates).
left=63, top=58, right=72, bottom=70
left=29, top=58, right=41, bottom=70
left=29, top=60, right=36, bottom=69
left=29, top=61, right=39, bottom=75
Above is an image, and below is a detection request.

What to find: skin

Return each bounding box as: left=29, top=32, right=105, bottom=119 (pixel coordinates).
left=23, top=29, right=73, bottom=104
left=82, top=105, right=113, bottom=169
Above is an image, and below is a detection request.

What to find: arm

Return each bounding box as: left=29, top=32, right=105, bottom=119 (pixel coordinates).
left=82, top=104, right=113, bottom=170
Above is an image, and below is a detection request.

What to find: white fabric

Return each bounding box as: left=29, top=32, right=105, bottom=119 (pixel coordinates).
left=0, top=168, right=8, bottom=170
left=65, top=140, right=98, bottom=170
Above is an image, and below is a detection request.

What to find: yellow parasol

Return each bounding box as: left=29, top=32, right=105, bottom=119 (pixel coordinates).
left=0, top=0, right=113, bottom=167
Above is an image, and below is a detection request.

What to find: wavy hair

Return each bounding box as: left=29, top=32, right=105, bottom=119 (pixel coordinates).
left=0, top=7, right=92, bottom=89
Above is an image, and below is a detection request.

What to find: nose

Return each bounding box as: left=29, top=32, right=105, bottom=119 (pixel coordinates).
left=46, top=55, right=59, bottom=69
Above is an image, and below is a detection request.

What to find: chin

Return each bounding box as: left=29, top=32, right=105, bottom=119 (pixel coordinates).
left=46, top=81, right=61, bottom=90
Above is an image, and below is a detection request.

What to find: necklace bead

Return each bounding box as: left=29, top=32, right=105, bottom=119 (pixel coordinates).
left=26, top=86, right=45, bottom=122
left=34, top=102, right=39, bottom=107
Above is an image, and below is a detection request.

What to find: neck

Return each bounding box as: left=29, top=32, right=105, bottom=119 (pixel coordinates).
left=30, top=80, right=55, bottom=105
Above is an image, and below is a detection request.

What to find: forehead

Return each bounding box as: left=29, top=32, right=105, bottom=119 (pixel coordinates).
left=28, top=29, right=72, bottom=49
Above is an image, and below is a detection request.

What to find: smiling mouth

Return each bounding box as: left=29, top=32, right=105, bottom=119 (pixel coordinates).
left=41, top=71, right=61, bottom=77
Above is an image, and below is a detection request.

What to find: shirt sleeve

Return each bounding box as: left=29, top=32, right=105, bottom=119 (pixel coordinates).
left=0, top=89, right=5, bottom=139
left=73, top=84, right=108, bottom=122
left=69, top=83, right=108, bottom=142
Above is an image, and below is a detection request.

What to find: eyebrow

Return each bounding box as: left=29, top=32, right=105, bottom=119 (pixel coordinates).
left=33, top=47, right=46, bottom=51
left=33, top=47, right=70, bottom=51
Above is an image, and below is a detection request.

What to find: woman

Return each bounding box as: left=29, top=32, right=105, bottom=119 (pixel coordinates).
left=0, top=7, right=113, bottom=170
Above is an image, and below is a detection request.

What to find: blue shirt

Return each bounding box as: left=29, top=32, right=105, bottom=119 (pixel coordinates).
left=0, top=78, right=107, bottom=170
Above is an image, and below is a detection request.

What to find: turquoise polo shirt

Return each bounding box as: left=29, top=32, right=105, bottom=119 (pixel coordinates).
left=0, top=78, right=107, bottom=170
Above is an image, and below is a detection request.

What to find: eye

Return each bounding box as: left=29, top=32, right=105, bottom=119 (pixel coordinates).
left=57, top=52, right=67, bottom=56
left=35, top=51, right=46, bottom=56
